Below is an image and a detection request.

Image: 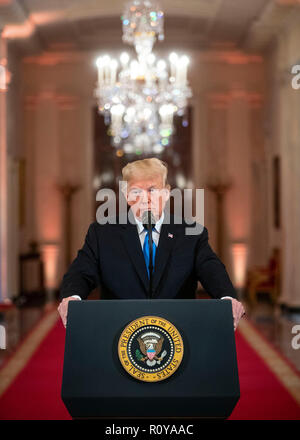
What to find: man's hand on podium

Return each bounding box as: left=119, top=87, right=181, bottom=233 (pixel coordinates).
left=225, top=298, right=246, bottom=331
left=58, top=297, right=80, bottom=328
left=57, top=296, right=245, bottom=330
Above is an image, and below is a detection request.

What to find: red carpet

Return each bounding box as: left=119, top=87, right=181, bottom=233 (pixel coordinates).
left=229, top=329, right=300, bottom=420
left=0, top=318, right=71, bottom=420
left=0, top=317, right=300, bottom=420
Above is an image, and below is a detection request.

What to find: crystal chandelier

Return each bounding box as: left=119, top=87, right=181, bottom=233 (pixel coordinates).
left=95, top=0, right=192, bottom=156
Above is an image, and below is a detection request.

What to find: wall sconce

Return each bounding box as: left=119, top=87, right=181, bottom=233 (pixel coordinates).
left=40, top=243, right=59, bottom=301
left=231, top=242, right=248, bottom=289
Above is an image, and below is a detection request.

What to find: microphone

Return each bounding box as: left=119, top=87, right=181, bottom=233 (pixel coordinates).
left=141, top=210, right=156, bottom=230
left=141, top=210, right=156, bottom=299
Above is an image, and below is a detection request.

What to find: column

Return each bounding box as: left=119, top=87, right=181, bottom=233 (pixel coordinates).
left=225, top=90, right=252, bottom=287
left=0, top=32, right=9, bottom=302
left=205, top=93, right=231, bottom=259
left=30, top=90, right=61, bottom=300
left=57, top=94, right=82, bottom=269
left=248, top=95, right=268, bottom=268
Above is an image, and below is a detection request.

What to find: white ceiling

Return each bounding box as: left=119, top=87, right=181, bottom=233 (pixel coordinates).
left=1, top=0, right=300, bottom=54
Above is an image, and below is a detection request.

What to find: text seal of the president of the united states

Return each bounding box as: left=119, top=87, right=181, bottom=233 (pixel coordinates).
left=118, top=315, right=184, bottom=382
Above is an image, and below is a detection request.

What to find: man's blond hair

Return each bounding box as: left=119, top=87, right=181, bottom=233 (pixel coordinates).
left=122, top=158, right=168, bottom=186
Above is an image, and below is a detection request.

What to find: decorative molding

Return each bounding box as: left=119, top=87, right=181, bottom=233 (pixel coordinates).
left=0, top=0, right=32, bottom=36
left=246, top=92, right=264, bottom=108
left=0, top=32, right=8, bottom=302
left=207, top=93, right=230, bottom=109
left=23, top=51, right=86, bottom=66
left=207, top=90, right=264, bottom=108
left=201, top=50, right=263, bottom=65
left=55, top=94, right=79, bottom=110
left=24, top=92, right=79, bottom=110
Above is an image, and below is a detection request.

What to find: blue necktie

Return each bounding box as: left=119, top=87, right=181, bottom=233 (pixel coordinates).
left=143, top=227, right=157, bottom=278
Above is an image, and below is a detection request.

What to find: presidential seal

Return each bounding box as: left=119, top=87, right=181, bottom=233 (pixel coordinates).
left=118, top=316, right=184, bottom=382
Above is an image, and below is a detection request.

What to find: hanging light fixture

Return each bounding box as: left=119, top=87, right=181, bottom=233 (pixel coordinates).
left=95, top=0, right=192, bottom=155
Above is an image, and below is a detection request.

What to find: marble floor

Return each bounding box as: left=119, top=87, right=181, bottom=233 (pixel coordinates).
left=246, top=300, right=300, bottom=373
left=0, top=299, right=51, bottom=368
left=0, top=294, right=300, bottom=373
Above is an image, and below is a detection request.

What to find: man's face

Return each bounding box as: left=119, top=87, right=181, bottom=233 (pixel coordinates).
left=125, top=175, right=170, bottom=220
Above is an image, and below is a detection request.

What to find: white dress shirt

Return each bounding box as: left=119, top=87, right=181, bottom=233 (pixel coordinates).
left=134, top=211, right=165, bottom=248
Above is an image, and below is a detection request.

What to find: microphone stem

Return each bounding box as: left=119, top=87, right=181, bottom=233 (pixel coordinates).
left=148, top=227, right=153, bottom=299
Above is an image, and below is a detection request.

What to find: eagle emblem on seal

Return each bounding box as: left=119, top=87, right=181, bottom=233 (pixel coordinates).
left=136, top=331, right=167, bottom=367
left=118, top=316, right=184, bottom=382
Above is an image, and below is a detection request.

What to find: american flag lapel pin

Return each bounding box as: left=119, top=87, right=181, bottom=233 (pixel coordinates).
left=168, top=233, right=174, bottom=239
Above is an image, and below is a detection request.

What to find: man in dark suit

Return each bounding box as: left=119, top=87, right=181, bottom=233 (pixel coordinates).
left=58, top=158, right=245, bottom=328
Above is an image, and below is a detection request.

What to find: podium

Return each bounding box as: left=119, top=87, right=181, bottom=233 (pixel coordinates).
left=61, top=299, right=240, bottom=419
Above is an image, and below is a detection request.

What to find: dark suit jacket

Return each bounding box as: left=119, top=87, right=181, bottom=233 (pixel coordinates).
left=60, top=213, right=237, bottom=300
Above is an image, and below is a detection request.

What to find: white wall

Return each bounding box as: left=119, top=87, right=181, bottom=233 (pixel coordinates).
left=0, top=40, right=22, bottom=301
left=267, top=15, right=300, bottom=307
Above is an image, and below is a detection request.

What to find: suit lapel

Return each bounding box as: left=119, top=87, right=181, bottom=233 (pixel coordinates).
left=119, top=212, right=178, bottom=297
left=152, top=221, right=177, bottom=296
left=120, top=222, right=149, bottom=294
